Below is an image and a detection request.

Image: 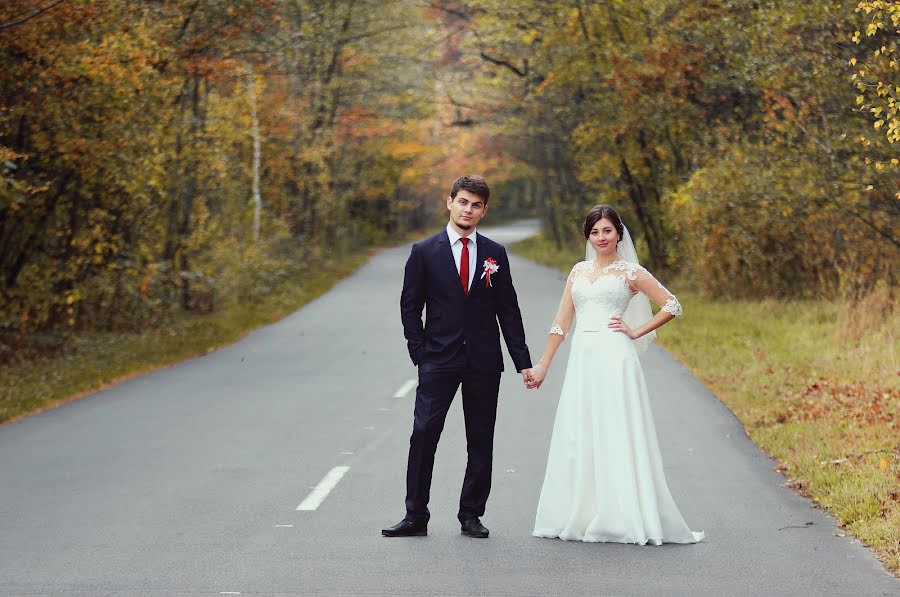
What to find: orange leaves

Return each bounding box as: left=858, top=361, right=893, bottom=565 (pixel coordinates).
left=336, top=105, right=400, bottom=140
left=760, top=90, right=807, bottom=133
left=188, top=55, right=237, bottom=80
left=769, top=380, right=899, bottom=427
left=534, top=70, right=555, bottom=94
left=0, top=146, right=25, bottom=162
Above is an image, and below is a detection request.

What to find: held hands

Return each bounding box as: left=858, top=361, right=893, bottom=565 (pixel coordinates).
left=522, top=363, right=548, bottom=390
left=608, top=315, right=637, bottom=339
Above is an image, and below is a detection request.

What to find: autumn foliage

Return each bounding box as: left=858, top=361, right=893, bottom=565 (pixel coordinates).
left=0, top=0, right=442, bottom=343
left=447, top=0, right=897, bottom=298
left=1, top=1, right=896, bottom=348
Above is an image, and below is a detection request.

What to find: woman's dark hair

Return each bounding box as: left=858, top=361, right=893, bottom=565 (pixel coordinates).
left=583, top=204, right=624, bottom=240
left=450, top=175, right=490, bottom=204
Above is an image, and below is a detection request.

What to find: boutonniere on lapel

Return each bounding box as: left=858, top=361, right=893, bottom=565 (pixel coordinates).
left=481, top=257, right=499, bottom=287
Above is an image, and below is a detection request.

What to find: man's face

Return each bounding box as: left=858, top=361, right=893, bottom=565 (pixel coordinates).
left=447, top=189, right=488, bottom=233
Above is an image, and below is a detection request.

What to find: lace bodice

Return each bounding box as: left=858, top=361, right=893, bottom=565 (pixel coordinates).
left=549, top=260, right=682, bottom=337
left=570, top=261, right=640, bottom=330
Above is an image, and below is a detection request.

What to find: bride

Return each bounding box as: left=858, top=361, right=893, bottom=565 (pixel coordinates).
left=525, top=205, right=704, bottom=545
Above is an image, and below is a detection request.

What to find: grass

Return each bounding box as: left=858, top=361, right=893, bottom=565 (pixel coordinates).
left=0, top=250, right=372, bottom=425
left=511, top=231, right=900, bottom=575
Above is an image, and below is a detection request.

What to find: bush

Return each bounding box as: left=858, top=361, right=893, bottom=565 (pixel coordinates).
left=669, top=143, right=897, bottom=299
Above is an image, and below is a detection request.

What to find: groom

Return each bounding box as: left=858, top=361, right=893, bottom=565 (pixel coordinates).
left=382, top=175, right=532, bottom=539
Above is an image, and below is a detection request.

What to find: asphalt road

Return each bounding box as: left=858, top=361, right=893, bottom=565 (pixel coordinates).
left=1, top=219, right=896, bottom=596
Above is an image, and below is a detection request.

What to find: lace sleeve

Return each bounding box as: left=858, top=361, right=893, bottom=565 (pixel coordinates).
left=661, top=295, right=683, bottom=316
left=630, top=265, right=683, bottom=317
left=549, top=264, right=579, bottom=338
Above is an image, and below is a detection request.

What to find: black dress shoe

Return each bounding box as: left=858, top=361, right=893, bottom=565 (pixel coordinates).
left=460, top=517, right=489, bottom=538
left=382, top=519, right=427, bottom=537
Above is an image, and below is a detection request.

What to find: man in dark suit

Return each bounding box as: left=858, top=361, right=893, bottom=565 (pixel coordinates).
left=382, top=175, right=532, bottom=539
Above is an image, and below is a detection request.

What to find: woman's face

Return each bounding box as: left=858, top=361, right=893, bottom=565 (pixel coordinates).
left=588, top=217, right=619, bottom=258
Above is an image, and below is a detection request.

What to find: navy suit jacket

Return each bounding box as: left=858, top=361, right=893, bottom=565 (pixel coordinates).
left=400, top=229, right=532, bottom=373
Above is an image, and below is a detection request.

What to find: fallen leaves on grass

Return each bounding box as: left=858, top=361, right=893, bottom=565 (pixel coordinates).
left=757, top=381, right=898, bottom=428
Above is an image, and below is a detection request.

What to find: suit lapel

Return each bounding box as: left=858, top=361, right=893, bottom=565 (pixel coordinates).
left=437, top=234, right=465, bottom=296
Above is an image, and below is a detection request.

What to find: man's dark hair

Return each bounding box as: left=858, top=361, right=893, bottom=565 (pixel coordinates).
left=450, top=175, right=490, bottom=204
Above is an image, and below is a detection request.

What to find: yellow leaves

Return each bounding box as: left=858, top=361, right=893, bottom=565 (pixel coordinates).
left=521, top=29, right=540, bottom=45
left=880, top=458, right=889, bottom=471
left=387, top=140, right=428, bottom=160
left=851, top=6, right=899, bottom=149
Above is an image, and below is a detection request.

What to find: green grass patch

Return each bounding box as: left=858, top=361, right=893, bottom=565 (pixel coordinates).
left=511, top=231, right=900, bottom=575
left=0, top=251, right=371, bottom=425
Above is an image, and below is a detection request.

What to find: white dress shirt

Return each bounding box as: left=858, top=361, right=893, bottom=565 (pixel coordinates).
left=446, top=223, right=478, bottom=290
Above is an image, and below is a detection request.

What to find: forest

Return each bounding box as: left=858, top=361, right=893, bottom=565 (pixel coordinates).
left=1, top=0, right=898, bottom=573
left=1, top=0, right=896, bottom=342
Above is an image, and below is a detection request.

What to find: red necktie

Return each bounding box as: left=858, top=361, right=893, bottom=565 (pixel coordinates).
left=459, top=237, right=470, bottom=295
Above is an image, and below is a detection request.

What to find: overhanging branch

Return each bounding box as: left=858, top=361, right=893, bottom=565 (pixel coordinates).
left=0, top=0, right=66, bottom=31
left=479, top=51, right=527, bottom=77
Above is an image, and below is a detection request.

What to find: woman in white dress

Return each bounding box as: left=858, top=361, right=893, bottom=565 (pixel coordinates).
left=526, top=205, right=704, bottom=545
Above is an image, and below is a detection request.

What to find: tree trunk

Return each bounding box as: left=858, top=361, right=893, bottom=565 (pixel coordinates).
left=617, top=149, right=665, bottom=269
left=247, top=63, right=262, bottom=244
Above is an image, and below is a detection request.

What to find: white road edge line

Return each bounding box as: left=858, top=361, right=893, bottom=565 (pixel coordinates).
left=296, top=466, right=350, bottom=511
left=393, top=378, right=417, bottom=399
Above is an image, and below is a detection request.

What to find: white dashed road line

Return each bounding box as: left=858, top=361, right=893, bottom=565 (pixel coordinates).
left=393, top=378, right=417, bottom=399
left=296, top=466, right=350, bottom=511
left=292, top=380, right=415, bottom=512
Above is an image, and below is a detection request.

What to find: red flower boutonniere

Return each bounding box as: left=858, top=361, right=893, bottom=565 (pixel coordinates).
left=481, top=257, right=499, bottom=287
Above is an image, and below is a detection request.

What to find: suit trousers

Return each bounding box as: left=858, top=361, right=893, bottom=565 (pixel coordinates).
left=404, top=361, right=502, bottom=524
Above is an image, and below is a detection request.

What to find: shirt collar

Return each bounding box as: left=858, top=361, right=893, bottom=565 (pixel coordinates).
left=446, top=222, right=477, bottom=246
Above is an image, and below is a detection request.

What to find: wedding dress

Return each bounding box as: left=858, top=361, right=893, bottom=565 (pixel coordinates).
left=532, top=259, right=704, bottom=545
